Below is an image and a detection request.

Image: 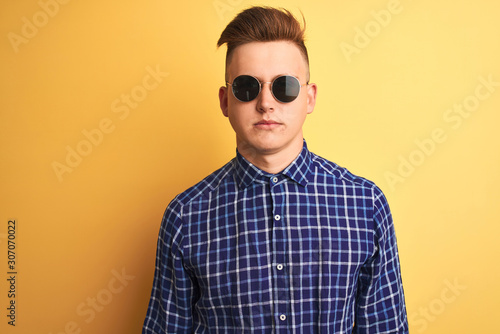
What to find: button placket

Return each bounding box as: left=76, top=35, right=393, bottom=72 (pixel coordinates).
left=270, top=175, right=288, bottom=330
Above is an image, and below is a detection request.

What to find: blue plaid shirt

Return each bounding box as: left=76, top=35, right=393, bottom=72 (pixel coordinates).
left=143, top=141, right=408, bottom=333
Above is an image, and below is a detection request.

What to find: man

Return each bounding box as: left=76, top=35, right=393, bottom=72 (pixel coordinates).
left=143, top=6, right=408, bottom=333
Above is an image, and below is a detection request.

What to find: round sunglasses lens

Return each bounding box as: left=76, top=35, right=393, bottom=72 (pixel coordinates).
left=272, top=76, right=301, bottom=103
left=232, top=75, right=260, bottom=102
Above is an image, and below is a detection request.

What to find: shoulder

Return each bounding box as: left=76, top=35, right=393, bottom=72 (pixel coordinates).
left=309, top=151, right=389, bottom=207
left=159, top=159, right=235, bottom=236
left=309, top=151, right=379, bottom=191
left=309, top=151, right=392, bottom=227
left=169, top=159, right=236, bottom=209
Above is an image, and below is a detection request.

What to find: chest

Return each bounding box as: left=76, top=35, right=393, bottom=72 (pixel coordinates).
left=182, top=181, right=376, bottom=283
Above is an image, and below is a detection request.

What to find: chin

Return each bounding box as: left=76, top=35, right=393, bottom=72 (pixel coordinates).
left=254, top=141, right=284, bottom=154
left=240, top=140, right=277, bottom=155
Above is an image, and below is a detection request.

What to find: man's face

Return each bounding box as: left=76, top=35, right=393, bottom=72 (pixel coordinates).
left=219, top=41, right=317, bottom=161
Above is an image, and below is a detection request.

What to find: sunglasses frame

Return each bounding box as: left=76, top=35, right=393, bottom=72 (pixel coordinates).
left=226, top=74, right=309, bottom=103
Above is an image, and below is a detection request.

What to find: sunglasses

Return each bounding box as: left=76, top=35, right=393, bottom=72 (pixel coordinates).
left=226, top=75, right=308, bottom=103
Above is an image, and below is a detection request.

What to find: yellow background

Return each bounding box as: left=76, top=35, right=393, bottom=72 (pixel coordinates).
left=1, top=0, right=499, bottom=333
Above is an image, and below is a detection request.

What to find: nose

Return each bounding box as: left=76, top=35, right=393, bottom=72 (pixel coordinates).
left=256, top=82, right=275, bottom=113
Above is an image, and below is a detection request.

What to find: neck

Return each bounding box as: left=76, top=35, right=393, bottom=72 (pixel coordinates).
left=237, top=139, right=304, bottom=174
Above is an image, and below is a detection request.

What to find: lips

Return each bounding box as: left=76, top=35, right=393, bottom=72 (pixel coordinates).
left=255, top=120, right=280, bottom=125
left=254, top=120, right=282, bottom=130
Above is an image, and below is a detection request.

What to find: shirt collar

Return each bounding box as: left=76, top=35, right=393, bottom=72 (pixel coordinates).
left=233, top=140, right=312, bottom=189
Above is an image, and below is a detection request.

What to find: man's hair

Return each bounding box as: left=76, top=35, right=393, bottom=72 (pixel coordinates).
left=217, top=6, right=309, bottom=70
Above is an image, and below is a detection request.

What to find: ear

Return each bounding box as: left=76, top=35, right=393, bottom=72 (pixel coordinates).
left=306, top=83, right=317, bottom=115
left=219, top=86, right=229, bottom=117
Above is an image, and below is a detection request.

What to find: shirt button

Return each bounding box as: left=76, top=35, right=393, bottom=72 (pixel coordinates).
left=274, top=215, right=281, bottom=221
left=272, top=177, right=278, bottom=183
left=277, top=264, right=284, bottom=270
left=279, top=314, right=286, bottom=321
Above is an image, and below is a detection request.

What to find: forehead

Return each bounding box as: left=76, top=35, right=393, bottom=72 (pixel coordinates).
left=227, top=41, right=308, bottom=80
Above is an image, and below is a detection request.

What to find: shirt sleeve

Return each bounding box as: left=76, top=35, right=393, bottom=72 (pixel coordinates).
left=354, top=186, right=409, bottom=333
left=142, top=198, right=197, bottom=334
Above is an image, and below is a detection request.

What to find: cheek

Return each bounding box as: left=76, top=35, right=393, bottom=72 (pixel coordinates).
left=285, top=103, right=308, bottom=125
left=227, top=108, right=250, bottom=133
left=228, top=102, right=255, bottom=123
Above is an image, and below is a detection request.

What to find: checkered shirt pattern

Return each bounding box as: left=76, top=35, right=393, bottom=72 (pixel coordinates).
left=143, top=141, right=408, bottom=333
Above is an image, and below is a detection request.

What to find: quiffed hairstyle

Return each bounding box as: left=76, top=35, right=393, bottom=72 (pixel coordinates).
left=217, top=6, right=309, bottom=69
